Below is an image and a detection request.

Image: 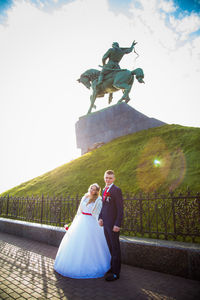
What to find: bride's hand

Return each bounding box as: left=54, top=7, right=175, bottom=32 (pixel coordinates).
left=113, top=225, right=120, bottom=232
left=98, top=219, right=103, bottom=226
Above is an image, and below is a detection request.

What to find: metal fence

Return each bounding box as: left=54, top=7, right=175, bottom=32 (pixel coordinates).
left=0, top=191, right=200, bottom=242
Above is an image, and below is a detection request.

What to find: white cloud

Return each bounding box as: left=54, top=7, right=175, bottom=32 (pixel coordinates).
left=158, top=0, right=176, bottom=13
left=170, top=14, right=200, bottom=39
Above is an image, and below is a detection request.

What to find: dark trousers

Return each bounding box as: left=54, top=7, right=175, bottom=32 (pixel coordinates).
left=104, top=227, right=121, bottom=276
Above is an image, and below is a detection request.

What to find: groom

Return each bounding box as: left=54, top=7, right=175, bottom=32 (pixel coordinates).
left=99, top=170, right=123, bottom=281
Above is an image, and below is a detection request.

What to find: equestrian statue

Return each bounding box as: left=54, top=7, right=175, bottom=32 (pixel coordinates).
left=77, top=41, right=145, bottom=114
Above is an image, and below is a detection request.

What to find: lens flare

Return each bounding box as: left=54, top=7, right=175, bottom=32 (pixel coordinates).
left=168, top=148, right=186, bottom=191
left=137, top=137, right=187, bottom=192
left=154, top=159, right=161, bottom=167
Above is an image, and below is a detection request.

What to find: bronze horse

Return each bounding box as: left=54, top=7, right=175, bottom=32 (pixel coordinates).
left=78, top=68, right=144, bottom=114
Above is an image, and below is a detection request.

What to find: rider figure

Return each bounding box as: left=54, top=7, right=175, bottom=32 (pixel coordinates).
left=97, top=41, right=137, bottom=86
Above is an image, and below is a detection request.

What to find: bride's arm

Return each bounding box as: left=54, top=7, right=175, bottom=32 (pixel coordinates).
left=92, top=196, right=102, bottom=220
left=76, top=194, right=87, bottom=216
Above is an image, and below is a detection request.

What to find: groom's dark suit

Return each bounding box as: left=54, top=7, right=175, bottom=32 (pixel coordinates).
left=99, top=184, right=123, bottom=276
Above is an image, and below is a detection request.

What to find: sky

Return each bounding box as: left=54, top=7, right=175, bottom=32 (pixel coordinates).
left=0, top=0, right=200, bottom=193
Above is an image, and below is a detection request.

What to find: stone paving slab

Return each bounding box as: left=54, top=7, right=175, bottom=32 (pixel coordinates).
left=0, top=232, right=200, bottom=300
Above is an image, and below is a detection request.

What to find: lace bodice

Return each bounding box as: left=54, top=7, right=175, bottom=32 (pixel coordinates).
left=81, top=200, right=94, bottom=214
left=76, top=195, right=102, bottom=220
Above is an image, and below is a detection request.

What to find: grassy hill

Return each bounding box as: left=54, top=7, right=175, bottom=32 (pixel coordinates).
left=1, top=124, right=200, bottom=197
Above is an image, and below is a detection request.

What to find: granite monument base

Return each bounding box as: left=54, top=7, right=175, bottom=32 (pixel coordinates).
left=75, top=103, right=166, bottom=154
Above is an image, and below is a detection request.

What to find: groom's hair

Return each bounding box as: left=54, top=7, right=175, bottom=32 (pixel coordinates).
left=105, top=170, right=115, bottom=176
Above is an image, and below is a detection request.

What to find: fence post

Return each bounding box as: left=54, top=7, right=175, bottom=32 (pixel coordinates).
left=170, top=192, right=177, bottom=240
left=59, top=196, right=62, bottom=227
left=155, top=194, right=159, bottom=239
left=139, top=192, right=143, bottom=236
left=197, top=192, right=200, bottom=222
left=6, top=194, right=9, bottom=216
left=40, top=194, right=44, bottom=224
left=76, top=194, right=79, bottom=211
left=147, top=192, right=151, bottom=238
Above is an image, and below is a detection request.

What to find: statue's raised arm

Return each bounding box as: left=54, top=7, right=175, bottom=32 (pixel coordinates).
left=97, top=41, right=137, bottom=86
left=120, top=40, right=137, bottom=54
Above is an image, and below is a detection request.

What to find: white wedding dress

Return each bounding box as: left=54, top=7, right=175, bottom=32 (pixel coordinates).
left=54, top=197, right=111, bottom=279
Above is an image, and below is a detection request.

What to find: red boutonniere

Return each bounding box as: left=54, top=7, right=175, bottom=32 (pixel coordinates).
left=104, top=192, right=111, bottom=202
left=105, top=192, right=110, bottom=197
left=64, top=224, right=69, bottom=231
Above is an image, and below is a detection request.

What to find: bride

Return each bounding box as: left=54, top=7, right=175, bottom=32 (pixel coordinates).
left=54, top=183, right=111, bottom=279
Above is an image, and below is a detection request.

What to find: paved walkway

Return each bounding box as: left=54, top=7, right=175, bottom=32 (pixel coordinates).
left=0, top=232, right=200, bottom=300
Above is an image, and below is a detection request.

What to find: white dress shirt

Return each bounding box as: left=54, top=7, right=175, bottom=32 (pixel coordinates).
left=104, top=183, right=113, bottom=192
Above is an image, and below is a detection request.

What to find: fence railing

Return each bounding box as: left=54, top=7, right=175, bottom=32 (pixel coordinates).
left=0, top=191, right=200, bottom=242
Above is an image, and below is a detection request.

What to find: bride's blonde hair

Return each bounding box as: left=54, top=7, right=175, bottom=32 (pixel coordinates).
left=86, top=183, right=101, bottom=205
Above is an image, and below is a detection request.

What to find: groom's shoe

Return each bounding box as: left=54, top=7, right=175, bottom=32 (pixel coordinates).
left=104, top=268, right=112, bottom=278
left=105, top=273, right=119, bottom=281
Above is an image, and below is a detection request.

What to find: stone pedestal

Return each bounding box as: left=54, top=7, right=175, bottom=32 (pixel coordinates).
left=75, top=103, right=166, bottom=154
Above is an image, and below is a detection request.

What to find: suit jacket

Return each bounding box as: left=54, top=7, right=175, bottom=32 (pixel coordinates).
left=99, top=184, right=123, bottom=228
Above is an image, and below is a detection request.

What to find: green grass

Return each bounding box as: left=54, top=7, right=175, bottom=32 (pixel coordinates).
left=1, top=124, right=200, bottom=197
